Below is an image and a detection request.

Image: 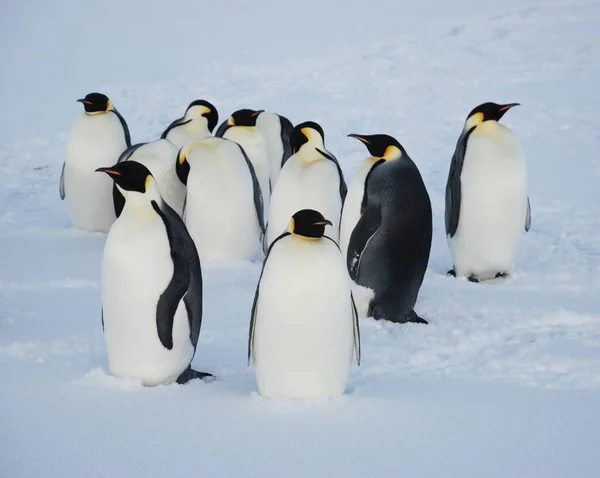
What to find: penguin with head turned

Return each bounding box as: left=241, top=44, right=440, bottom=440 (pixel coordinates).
left=253, top=111, right=294, bottom=187
left=346, top=134, right=432, bottom=324
left=445, top=102, right=530, bottom=282
left=60, top=92, right=131, bottom=232
left=161, top=99, right=218, bottom=148
left=96, top=160, right=212, bottom=386
left=215, top=109, right=271, bottom=221
left=113, top=138, right=185, bottom=217
left=249, top=209, right=360, bottom=399
left=265, top=121, right=347, bottom=249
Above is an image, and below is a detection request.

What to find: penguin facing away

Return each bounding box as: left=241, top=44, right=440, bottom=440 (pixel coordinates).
left=265, top=121, right=347, bottom=249
left=161, top=99, right=218, bottom=148
left=346, top=134, right=432, bottom=324
left=445, top=102, right=530, bottom=282
left=254, top=111, right=294, bottom=187
left=248, top=209, right=360, bottom=399
left=61, top=92, right=131, bottom=232
left=215, top=109, right=271, bottom=222
left=339, top=134, right=402, bottom=260
left=113, top=139, right=185, bottom=217
left=96, top=161, right=212, bottom=386
left=176, top=138, right=265, bottom=261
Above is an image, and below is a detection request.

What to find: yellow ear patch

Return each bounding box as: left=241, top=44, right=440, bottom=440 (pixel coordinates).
left=287, top=217, right=295, bottom=233
left=145, top=175, right=152, bottom=189
left=383, top=145, right=402, bottom=160
left=465, top=111, right=484, bottom=130
left=228, top=117, right=235, bottom=126
left=301, top=127, right=312, bottom=142
left=106, top=99, right=112, bottom=112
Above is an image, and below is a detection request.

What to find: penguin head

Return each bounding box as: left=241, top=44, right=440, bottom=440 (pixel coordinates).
left=185, top=99, right=219, bottom=132
left=465, top=102, right=520, bottom=129
left=347, top=134, right=404, bottom=160
left=96, top=161, right=160, bottom=202
left=227, top=108, right=264, bottom=127
left=77, top=93, right=112, bottom=114
left=288, top=209, right=332, bottom=240
left=290, top=121, right=326, bottom=154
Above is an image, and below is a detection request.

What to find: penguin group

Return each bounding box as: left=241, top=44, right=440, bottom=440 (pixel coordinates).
left=61, top=93, right=530, bottom=399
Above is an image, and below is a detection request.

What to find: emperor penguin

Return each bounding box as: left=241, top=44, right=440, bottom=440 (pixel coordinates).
left=265, top=121, right=347, bottom=249
left=161, top=99, right=218, bottom=148
left=254, top=111, right=294, bottom=187
left=60, top=92, right=131, bottom=232
left=96, top=160, right=212, bottom=386
left=215, top=109, right=271, bottom=221
left=445, top=102, right=530, bottom=282
left=248, top=209, right=360, bottom=399
left=176, top=138, right=265, bottom=261
left=114, top=139, right=185, bottom=217
left=339, top=135, right=402, bottom=259
left=346, top=134, right=432, bottom=324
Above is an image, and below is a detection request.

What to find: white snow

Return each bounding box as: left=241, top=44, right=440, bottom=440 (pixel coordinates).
left=1, top=1, right=600, bottom=477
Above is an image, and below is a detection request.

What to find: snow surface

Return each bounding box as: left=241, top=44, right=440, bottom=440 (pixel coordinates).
left=2, top=0, right=600, bottom=476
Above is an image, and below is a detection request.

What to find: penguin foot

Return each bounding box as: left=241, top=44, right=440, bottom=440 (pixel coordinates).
left=372, top=308, right=428, bottom=325
left=176, top=366, right=215, bottom=384
left=447, top=268, right=456, bottom=277
left=467, top=275, right=479, bottom=283
left=495, top=272, right=508, bottom=279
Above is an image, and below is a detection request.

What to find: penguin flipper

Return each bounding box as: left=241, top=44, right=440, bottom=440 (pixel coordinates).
left=238, top=144, right=266, bottom=234
left=214, top=120, right=231, bottom=138
left=161, top=117, right=191, bottom=140
left=111, top=109, right=132, bottom=148
left=350, top=293, right=361, bottom=365
left=445, top=127, right=475, bottom=237
left=59, top=162, right=66, bottom=200
left=525, top=196, right=532, bottom=232
left=279, top=114, right=295, bottom=168
left=346, top=201, right=382, bottom=281
left=117, top=142, right=147, bottom=163
left=176, top=365, right=214, bottom=384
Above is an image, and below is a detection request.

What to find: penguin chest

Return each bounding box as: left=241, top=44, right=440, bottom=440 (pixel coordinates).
left=166, top=120, right=209, bottom=149
left=340, top=158, right=380, bottom=257
left=451, top=125, right=528, bottom=277
left=267, top=160, right=342, bottom=245
left=253, top=238, right=354, bottom=399
left=101, top=213, right=193, bottom=385
left=184, top=158, right=261, bottom=261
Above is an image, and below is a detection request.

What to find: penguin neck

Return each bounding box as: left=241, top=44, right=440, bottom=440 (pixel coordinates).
left=185, top=117, right=210, bottom=136
left=298, top=138, right=327, bottom=164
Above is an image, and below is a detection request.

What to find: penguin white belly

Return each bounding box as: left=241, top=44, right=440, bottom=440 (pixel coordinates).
left=256, top=113, right=284, bottom=186
left=450, top=126, right=527, bottom=279
left=166, top=121, right=210, bottom=149
left=267, top=160, right=342, bottom=246
left=65, top=114, right=126, bottom=232
left=129, top=141, right=185, bottom=216
left=253, top=238, right=354, bottom=399
left=222, top=127, right=270, bottom=219
left=339, top=158, right=379, bottom=259
left=184, top=158, right=262, bottom=261
left=101, top=211, right=194, bottom=386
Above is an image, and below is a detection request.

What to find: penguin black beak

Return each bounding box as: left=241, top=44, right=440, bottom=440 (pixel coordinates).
left=315, top=148, right=335, bottom=161
left=95, top=167, right=121, bottom=176
left=347, top=134, right=370, bottom=144
left=313, top=220, right=332, bottom=226
left=498, top=103, right=520, bottom=111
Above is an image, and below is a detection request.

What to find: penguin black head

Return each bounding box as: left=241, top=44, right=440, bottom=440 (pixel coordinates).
left=288, top=209, right=332, bottom=239
left=96, top=161, right=153, bottom=194
left=466, top=102, right=520, bottom=126
left=227, top=109, right=264, bottom=127
left=290, top=121, right=326, bottom=154
left=77, top=93, right=111, bottom=114
left=186, top=99, right=219, bottom=132
left=347, top=133, right=404, bottom=160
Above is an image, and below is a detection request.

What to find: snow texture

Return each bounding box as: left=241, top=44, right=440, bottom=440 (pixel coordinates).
left=1, top=0, right=600, bottom=477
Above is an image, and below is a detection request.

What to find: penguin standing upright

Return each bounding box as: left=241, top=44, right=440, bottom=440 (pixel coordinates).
left=445, top=102, right=530, bottom=282
left=215, top=109, right=271, bottom=221
left=249, top=209, right=360, bottom=399
left=346, top=134, right=432, bottom=324
left=339, top=135, right=400, bottom=259
left=114, top=139, right=185, bottom=217
left=96, top=160, right=212, bottom=386
left=60, top=93, right=131, bottom=232
left=161, top=99, right=218, bottom=148
left=255, top=111, right=294, bottom=187
left=176, top=138, right=265, bottom=261
left=265, top=121, right=347, bottom=248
